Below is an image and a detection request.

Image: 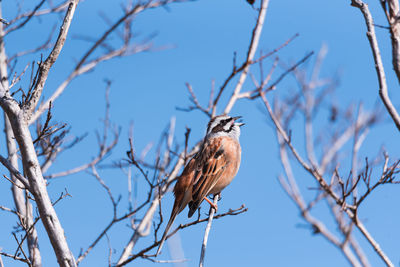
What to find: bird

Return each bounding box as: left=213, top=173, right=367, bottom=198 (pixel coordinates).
left=156, top=114, right=244, bottom=256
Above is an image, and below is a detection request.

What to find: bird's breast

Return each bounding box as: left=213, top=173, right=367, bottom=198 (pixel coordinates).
left=210, top=138, right=241, bottom=194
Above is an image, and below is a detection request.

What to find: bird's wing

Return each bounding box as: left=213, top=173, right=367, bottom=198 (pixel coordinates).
left=190, top=139, right=227, bottom=212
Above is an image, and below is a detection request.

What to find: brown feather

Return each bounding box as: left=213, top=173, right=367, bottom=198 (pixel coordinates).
left=156, top=159, right=195, bottom=255
left=188, top=137, right=235, bottom=217
left=157, top=124, right=241, bottom=254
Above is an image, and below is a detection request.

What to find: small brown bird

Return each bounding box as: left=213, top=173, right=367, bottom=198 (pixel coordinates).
left=156, top=115, right=244, bottom=255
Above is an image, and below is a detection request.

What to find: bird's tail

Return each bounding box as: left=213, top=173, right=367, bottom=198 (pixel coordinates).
left=156, top=205, right=179, bottom=256
left=188, top=200, right=201, bottom=218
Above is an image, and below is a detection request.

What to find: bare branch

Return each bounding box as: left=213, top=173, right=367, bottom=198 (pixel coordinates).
left=199, top=195, right=219, bottom=267
left=8, top=25, right=55, bottom=66
left=45, top=134, right=118, bottom=179
left=0, top=18, right=8, bottom=25
left=385, top=0, right=400, bottom=84
left=4, top=0, right=46, bottom=36
left=0, top=251, right=30, bottom=265
left=351, top=0, right=400, bottom=131
left=222, top=0, right=270, bottom=114
left=0, top=155, right=30, bottom=189
left=23, top=0, right=79, bottom=120
left=12, top=233, right=30, bottom=265
left=115, top=204, right=247, bottom=266
left=1, top=28, right=42, bottom=264
left=5, top=1, right=70, bottom=33
left=354, top=217, right=393, bottom=267
left=30, top=0, right=184, bottom=124
left=253, top=47, right=397, bottom=267
left=277, top=131, right=363, bottom=267
left=0, top=205, right=20, bottom=216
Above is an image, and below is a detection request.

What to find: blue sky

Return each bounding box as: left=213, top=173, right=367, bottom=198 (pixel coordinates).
left=1, top=0, right=400, bottom=266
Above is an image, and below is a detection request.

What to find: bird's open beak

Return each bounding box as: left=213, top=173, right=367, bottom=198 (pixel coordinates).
left=232, top=116, right=245, bottom=127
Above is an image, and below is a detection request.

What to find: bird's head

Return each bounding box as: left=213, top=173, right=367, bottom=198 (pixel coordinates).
left=206, top=115, right=244, bottom=140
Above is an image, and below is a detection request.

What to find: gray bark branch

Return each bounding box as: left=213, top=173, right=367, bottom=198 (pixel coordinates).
left=351, top=0, right=400, bottom=132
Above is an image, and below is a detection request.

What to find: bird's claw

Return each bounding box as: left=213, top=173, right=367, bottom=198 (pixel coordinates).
left=204, top=197, right=218, bottom=212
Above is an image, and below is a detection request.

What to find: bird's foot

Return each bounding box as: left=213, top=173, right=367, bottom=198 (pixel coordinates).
left=204, top=197, right=218, bottom=212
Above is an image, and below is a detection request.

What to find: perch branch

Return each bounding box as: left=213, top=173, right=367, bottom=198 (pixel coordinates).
left=199, top=195, right=219, bottom=267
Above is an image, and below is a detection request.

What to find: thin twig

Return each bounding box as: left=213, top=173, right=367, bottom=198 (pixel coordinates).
left=4, top=0, right=46, bottom=35
left=29, top=0, right=181, bottom=124
left=115, top=204, right=247, bottom=266
left=5, top=1, right=69, bottom=31
left=0, top=156, right=30, bottom=189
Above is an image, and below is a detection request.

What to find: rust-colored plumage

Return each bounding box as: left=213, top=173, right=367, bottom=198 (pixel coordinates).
left=156, top=115, right=243, bottom=255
